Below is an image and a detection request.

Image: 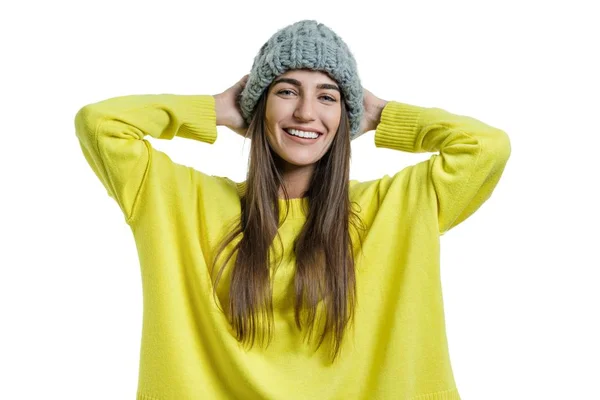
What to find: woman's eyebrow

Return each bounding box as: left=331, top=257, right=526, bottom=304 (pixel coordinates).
left=273, top=77, right=340, bottom=92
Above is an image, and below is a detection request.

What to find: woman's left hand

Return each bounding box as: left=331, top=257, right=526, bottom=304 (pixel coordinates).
left=356, top=88, right=388, bottom=139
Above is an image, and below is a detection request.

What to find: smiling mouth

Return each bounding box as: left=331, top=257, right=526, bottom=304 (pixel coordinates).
left=283, top=128, right=321, bottom=140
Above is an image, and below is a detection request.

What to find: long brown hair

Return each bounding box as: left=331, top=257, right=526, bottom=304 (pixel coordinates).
left=209, top=80, right=366, bottom=363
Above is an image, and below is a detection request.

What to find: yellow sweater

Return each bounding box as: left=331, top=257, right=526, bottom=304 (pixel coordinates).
left=74, top=94, right=510, bottom=400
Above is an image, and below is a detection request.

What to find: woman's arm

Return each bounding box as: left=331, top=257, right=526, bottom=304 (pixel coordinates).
left=74, top=94, right=217, bottom=224
left=364, top=94, right=511, bottom=235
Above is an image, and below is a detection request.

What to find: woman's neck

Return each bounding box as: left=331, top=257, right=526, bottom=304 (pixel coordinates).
left=278, top=164, right=315, bottom=199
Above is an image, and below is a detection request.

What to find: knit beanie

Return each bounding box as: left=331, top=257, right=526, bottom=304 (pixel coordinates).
left=238, top=20, right=364, bottom=140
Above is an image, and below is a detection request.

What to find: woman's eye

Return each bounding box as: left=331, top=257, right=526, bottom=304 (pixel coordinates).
left=277, top=90, right=336, bottom=102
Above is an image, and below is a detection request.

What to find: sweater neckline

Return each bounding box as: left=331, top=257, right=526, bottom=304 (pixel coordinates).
left=277, top=196, right=309, bottom=220
left=235, top=180, right=309, bottom=220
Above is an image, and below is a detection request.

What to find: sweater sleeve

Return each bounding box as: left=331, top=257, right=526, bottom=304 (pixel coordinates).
left=74, top=94, right=218, bottom=224
left=374, top=101, right=511, bottom=235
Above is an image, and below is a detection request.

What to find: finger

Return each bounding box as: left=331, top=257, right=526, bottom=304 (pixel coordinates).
left=238, top=75, right=249, bottom=89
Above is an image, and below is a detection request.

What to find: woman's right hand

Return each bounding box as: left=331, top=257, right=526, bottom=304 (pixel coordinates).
left=213, top=74, right=250, bottom=138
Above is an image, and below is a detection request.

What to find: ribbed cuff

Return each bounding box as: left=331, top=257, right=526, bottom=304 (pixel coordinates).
left=374, top=101, right=427, bottom=153
left=169, top=94, right=218, bottom=144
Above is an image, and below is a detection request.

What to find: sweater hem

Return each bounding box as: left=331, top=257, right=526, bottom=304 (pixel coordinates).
left=136, top=387, right=460, bottom=399
left=137, top=392, right=161, bottom=400
left=409, top=387, right=461, bottom=400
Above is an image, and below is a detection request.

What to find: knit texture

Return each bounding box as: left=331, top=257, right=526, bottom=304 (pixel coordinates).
left=239, top=20, right=364, bottom=139
left=74, top=94, right=510, bottom=399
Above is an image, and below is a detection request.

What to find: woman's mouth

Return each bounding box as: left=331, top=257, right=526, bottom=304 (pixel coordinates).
left=283, top=128, right=322, bottom=143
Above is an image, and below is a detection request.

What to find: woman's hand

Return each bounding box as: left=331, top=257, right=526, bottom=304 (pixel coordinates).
left=213, top=74, right=250, bottom=138
left=356, top=88, right=388, bottom=139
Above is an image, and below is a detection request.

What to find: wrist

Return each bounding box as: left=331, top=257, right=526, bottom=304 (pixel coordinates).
left=369, top=99, right=388, bottom=130
left=213, top=94, right=229, bottom=126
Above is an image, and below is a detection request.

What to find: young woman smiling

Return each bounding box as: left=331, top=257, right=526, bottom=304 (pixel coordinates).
left=75, top=19, right=510, bottom=400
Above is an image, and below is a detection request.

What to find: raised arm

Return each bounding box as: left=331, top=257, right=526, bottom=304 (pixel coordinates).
left=373, top=100, right=511, bottom=235
left=74, top=94, right=218, bottom=224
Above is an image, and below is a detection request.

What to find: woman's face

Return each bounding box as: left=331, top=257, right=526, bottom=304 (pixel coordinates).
left=264, top=69, right=342, bottom=169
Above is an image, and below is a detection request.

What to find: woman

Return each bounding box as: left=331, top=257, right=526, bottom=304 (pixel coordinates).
left=75, top=19, right=510, bottom=400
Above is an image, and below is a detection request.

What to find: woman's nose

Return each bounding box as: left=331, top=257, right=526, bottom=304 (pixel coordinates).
left=293, top=98, right=316, bottom=121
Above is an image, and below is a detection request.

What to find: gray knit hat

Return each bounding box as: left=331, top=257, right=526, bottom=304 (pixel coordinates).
left=238, top=20, right=364, bottom=140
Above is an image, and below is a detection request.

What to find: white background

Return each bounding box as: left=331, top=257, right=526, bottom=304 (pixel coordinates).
left=1, top=0, right=598, bottom=399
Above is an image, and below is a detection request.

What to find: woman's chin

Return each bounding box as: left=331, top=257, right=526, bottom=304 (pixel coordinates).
left=279, top=152, right=319, bottom=167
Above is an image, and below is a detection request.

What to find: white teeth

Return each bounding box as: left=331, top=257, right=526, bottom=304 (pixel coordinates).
left=286, top=128, right=319, bottom=139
